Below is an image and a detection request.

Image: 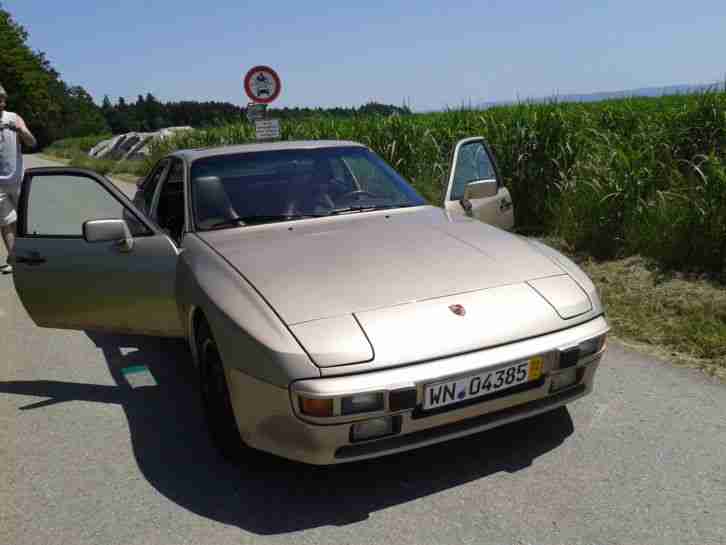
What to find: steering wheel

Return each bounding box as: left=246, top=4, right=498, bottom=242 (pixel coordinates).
left=339, top=190, right=378, bottom=200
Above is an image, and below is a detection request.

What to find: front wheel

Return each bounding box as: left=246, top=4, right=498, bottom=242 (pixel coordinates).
left=197, top=319, right=247, bottom=462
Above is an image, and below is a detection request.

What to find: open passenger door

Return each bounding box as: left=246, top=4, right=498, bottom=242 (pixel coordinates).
left=443, top=137, right=514, bottom=230
left=10, top=167, right=184, bottom=337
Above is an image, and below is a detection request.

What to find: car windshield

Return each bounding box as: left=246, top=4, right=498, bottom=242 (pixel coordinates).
left=190, top=146, right=426, bottom=230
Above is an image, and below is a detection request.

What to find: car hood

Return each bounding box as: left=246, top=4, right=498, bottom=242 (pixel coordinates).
left=198, top=206, right=566, bottom=326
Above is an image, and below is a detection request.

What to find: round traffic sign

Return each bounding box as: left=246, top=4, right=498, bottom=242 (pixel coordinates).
left=243, top=66, right=281, bottom=104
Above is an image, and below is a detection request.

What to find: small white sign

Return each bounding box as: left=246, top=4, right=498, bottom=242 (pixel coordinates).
left=246, top=103, right=267, bottom=122
left=255, top=119, right=281, bottom=140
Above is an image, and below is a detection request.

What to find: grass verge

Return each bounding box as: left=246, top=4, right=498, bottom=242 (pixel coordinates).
left=583, top=258, right=726, bottom=380
left=38, top=152, right=140, bottom=185
left=541, top=238, right=726, bottom=380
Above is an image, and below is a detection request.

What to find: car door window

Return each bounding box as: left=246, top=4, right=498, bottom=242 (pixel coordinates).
left=141, top=160, right=169, bottom=213
left=449, top=142, right=497, bottom=201
left=154, top=159, right=185, bottom=242
left=26, top=173, right=149, bottom=237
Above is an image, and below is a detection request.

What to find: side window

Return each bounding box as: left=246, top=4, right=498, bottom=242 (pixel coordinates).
left=155, top=159, right=186, bottom=241
left=449, top=142, right=497, bottom=201
left=26, top=173, right=149, bottom=236
left=141, top=160, right=168, bottom=211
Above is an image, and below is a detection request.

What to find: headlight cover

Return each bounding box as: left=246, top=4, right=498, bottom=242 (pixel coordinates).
left=523, top=238, right=604, bottom=315
left=290, top=315, right=374, bottom=367
left=528, top=275, right=592, bottom=319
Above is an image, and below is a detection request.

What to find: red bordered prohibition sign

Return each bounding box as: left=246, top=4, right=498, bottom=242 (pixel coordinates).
left=243, top=66, right=282, bottom=104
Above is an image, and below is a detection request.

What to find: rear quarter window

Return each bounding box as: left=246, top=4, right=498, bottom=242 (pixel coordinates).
left=141, top=161, right=168, bottom=210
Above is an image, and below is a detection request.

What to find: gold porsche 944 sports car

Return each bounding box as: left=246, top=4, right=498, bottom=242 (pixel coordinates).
left=11, top=138, right=609, bottom=464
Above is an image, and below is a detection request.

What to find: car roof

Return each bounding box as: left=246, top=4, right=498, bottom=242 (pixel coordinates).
left=170, top=140, right=368, bottom=162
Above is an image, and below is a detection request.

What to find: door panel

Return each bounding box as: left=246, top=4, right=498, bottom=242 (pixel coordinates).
left=444, top=137, right=515, bottom=230
left=12, top=167, right=184, bottom=337
left=469, top=186, right=514, bottom=229
left=13, top=235, right=182, bottom=336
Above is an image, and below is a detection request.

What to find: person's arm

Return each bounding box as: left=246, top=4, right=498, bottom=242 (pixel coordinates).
left=8, top=115, right=37, bottom=149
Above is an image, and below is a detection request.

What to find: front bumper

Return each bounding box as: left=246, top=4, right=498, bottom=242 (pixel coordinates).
left=226, top=315, right=609, bottom=465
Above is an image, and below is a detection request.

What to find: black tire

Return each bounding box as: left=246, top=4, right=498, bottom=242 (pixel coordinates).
left=196, top=318, right=247, bottom=462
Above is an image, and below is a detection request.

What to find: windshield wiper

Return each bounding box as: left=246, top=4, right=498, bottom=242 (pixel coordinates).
left=206, top=204, right=420, bottom=228
left=206, top=214, right=325, bottom=230
left=330, top=202, right=419, bottom=215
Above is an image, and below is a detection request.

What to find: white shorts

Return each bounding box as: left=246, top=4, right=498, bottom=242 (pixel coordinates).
left=0, top=184, right=19, bottom=227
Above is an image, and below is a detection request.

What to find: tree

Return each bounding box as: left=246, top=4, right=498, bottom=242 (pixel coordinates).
left=62, top=86, right=108, bottom=137
left=0, top=5, right=108, bottom=146
left=114, top=96, right=136, bottom=133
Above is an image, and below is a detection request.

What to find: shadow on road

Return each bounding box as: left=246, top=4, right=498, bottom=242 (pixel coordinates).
left=1, top=331, right=574, bottom=535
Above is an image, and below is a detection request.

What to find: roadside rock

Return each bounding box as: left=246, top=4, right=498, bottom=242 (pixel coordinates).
left=89, top=127, right=193, bottom=161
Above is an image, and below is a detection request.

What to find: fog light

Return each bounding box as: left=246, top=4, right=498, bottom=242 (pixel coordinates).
left=351, top=416, right=396, bottom=442
left=300, top=397, right=334, bottom=417
left=551, top=367, right=578, bottom=392
left=342, top=392, right=384, bottom=415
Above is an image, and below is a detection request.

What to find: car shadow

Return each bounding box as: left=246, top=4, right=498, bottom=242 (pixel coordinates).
left=1, top=331, right=575, bottom=535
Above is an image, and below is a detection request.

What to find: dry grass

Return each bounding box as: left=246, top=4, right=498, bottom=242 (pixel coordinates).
left=540, top=236, right=726, bottom=379
left=572, top=254, right=726, bottom=380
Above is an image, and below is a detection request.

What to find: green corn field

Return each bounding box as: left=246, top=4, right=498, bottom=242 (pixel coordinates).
left=55, top=89, right=726, bottom=276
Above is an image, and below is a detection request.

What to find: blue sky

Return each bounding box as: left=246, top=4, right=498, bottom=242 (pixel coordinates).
left=5, top=0, right=726, bottom=111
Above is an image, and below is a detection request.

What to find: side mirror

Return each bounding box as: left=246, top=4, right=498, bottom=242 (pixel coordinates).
left=463, top=179, right=498, bottom=200
left=83, top=219, right=134, bottom=252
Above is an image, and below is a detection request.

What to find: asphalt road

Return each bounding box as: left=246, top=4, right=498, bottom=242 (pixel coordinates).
left=2, top=155, right=725, bottom=545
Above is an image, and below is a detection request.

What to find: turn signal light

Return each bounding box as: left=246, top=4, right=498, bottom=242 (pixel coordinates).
left=300, top=397, right=334, bottom=417
left=579, top=333, right=608, bottom=357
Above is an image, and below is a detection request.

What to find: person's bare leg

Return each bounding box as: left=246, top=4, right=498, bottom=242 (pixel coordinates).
left=1, top=222, right=15, bottom=264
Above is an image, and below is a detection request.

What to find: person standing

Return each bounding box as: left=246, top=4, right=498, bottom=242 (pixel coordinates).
left=0, top=83, right=36, bottom=273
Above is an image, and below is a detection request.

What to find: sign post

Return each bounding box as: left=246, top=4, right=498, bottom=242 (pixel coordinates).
left=243, top=66, right=282, bottom=141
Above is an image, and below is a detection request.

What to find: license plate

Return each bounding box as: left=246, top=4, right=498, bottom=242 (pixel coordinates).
left=423, top=356, right=544, bottom=410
